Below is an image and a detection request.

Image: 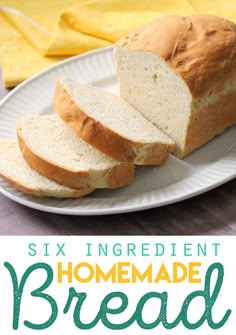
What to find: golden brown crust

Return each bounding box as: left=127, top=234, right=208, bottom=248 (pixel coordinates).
left=100, top=163, right=134, bottom=188
left=135, top=142, right=175, bottom=165
left=53, top=79, right=174, bottom=165
left=17, top=120, right=134, bottom=189
left=117, top=14, right=236, bottom=99
left=179, top=91, right=236, bottom=158
left=0, top=171, right=94, bottom=198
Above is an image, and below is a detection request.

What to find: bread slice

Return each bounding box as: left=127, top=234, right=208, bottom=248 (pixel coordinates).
left=17, top=115, right=134, bottom=189
left=114, top=14, right=236, bottom=158
left=0, top=140, right=94, bottom=198
left=53, top=77, right=175, bottom=165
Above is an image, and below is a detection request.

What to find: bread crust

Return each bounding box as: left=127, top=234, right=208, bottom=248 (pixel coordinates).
left=53, top=79, right=174, bottom=165
left=116, top=14, right=236, bottom=99
left=181, top=91, right=236, bottom=158
left=135, top=142, right=175, bottom=165
left=17, top=119, right=134, bottom=189
left=0, top=171, right=94, bottom=198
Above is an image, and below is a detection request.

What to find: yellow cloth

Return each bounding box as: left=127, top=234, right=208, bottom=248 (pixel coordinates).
left=0, top=0, right=235, bottom=87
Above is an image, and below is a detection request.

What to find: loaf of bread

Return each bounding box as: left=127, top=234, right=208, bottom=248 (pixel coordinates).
left=53, top=77, right=175, bottom=165
left=114, top=14, right=236, bottom=158
left=0, top=140, right=94, bottom=198
left=17, top=115, right=134, bottom=189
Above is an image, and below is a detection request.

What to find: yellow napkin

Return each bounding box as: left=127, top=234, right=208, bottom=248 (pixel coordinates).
left=0, top=0, right=235, bottom=87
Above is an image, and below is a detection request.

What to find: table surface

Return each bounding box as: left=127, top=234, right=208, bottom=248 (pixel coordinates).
left=0, top=72, right=235, bottom=236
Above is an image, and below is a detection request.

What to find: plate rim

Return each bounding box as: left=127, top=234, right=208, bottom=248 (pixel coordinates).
left=0, top=171, right=235, bottom=216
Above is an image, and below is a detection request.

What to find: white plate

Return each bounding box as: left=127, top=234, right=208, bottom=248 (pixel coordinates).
left=0, top=46, right=235, bottom=215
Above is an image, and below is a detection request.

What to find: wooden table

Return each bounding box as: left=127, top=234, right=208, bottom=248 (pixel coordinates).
left=0, top=72, right=235, bottom=235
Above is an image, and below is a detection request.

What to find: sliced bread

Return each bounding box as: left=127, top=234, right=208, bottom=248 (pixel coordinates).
left=0, top=140, right=94, bottom=198
left=53, top=77, right=175, bottom=165
left=17, top=115, right=134, bottom=189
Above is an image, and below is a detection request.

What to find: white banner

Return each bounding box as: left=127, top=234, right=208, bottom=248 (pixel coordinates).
left=0, top=236, right=235, bottom=334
